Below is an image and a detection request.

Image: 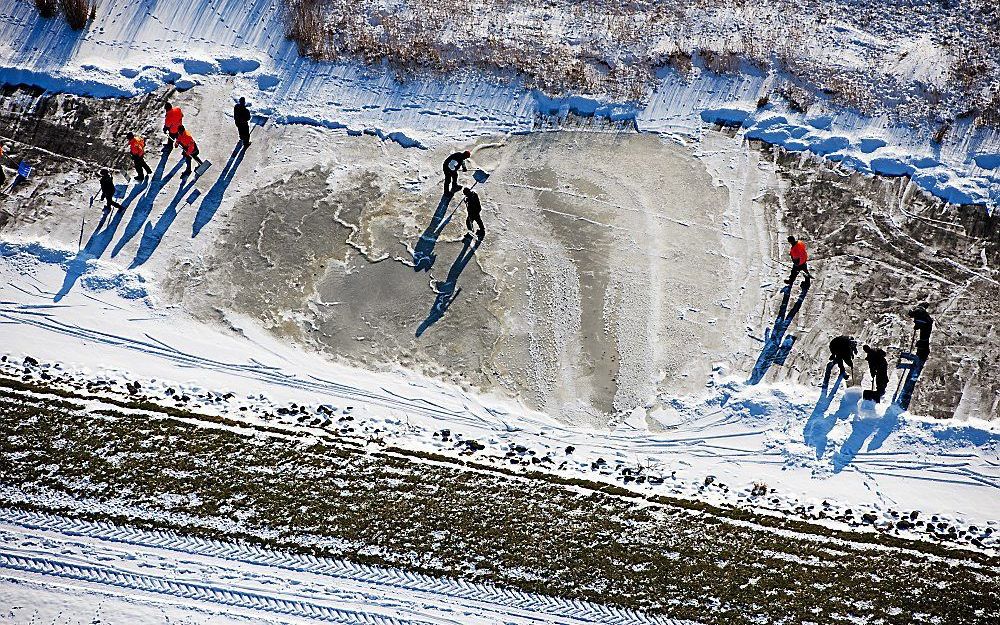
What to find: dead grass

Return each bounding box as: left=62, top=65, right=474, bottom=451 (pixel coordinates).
left=699, top=48, right=740, bottom=74
left=3, top=387, right=997, bottom=622
left=59, top=0, right=95, bottom=30
left=31, top=0, right=95, bottom=29
left=278, top=0, right=1000, bottom=126
left=33, top=0, right=58, bottom=18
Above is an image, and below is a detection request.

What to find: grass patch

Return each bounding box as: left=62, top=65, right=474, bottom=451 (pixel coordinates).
left=1, top=386, right=996, bottom=624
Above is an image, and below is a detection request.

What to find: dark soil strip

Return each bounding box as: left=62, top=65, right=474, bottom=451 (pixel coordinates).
left=1, top=387, right=997, bottom=624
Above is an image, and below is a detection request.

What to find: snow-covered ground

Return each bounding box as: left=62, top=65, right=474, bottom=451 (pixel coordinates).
left=0, top=509, right=681, bottom=625
left=2, top=0, right=999, bottom=621
left=2, top=243, right=997, bottom=542
left=1, top=0, right=998, bottom=207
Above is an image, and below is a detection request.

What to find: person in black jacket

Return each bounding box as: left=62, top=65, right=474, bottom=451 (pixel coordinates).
left=234, top=97, right=252, bottom=148
left=863, top=344, right=889, bottom=401
left=99, top=169, right=122, bottom=211
left=462, top=186, right=485, bottom=240
left=829, top=335, right=858, bottom=379
left=908, top=305, right=933, bottom=361
left=442, top=150, right=471, bottom=194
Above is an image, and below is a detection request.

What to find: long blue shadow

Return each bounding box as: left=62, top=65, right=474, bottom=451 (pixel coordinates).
left=416, top=234, right=480, bottom=337
left=412, top=194, right=455, bottom=272
left=129, top=174, right=198, bottom=269
left=11, top=2, right=84, bottom=67
left=111, top=151, right=182, bottom=258
left=193, top=144, right=245, bottom=236
left=831, top=355, right=930, bottom=471
left=53, top=205, right=128, bottom=302
left=748, top=281, right=809, bottom=384
left=802, top=362, right=843, bottom=458
left=864, top=357, right=926, bottom=452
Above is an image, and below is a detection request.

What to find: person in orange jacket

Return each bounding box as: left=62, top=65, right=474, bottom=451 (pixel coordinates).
left=175, top=125, right=203, bottom=176
left=785, top=235, right=812, bottom=287
left=127, top=132, right=153, bottom=181
left=163, top=102, right=183, bottom=150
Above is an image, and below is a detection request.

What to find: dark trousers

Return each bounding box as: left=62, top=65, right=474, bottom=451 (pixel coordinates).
left=916, top=339, right=930, bottom=361
left=787, top=262, right=811, bottom=285
left=182, top=147, right=203, bottom=173
left=236, top=121, right=251, bottom=146
left=132, top=154, right=152, bottom=179
left=874, top=374, right=889, bottom=400
left=466, top=213, right=485, bottom=238
left=443, top=165, right=459, bottom=193
left=102, top=192, right=121, bottom=210
left=831, top=354, right=853, bottom=377
left=0, top=166, right=5, bottom=187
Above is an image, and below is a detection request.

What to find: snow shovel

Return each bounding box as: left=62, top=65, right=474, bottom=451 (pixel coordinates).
left=193, top=159, right=212, bottom=178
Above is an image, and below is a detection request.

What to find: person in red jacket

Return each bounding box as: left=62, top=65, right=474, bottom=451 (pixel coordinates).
left=127, top=132, right=153, bottom=181
left=175, top=125, right=203, bottom=176
left=785, top=235, right=812, bottom=287
left=163, top=102, right=183, bottom=150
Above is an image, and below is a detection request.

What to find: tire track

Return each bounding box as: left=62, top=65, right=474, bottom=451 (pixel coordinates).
left=0, top=508, right=683, bottom=625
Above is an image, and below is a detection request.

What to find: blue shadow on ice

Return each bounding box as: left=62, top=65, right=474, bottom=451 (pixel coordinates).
left=193, top=144, right=245, bottom=236
left=412, top=193, right=455, bottom=271
left=129, top=171, right=199, bottom=269
left=53, top=182, right=150, bottom=302
left=748, top=281, right=809, bottom=384
left=831, top=357, right=927, bottom=472
left=111, top=151, right=182, bottom=258
left=802, top=362, right=844, bottom=458
left=416, top=234, right=480, bottom=337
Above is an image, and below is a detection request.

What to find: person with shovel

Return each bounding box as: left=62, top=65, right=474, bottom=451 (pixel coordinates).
left=461, top=186, right=485, bottom=240
left=862, top=344, right=889, bottom=402
left=908, top=305, right=934, bottom=362
left=162, top=102, right=183, bottom=150
left=99, top=169, right=122, bottom=211
left=829, top=335, right=858, bottom=380
left=127, top=132, right=153, bottom=182
left=234, top=97, right=252, bottom=148
left=443, top=150, right=471, bottom=194
left=175, top=125, right=204, bottom=177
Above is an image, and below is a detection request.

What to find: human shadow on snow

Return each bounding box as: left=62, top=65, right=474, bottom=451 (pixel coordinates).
left=748, top=281, right=809, bottom=384
left=802, top=362, right=844, bottom=459
left=129, top=171, right=199, bottom=269
left=53, top=182, right=149, bottom=302
left=412, top=193, right=456, bottom=272
left=831, top=358, right=925, bottom=472
left=111, top=149, right=182, bottom=258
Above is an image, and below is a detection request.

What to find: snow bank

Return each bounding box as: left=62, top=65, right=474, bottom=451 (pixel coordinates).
left=2, top=0, right=998, bottom=207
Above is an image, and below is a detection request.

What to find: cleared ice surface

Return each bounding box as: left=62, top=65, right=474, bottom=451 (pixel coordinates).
left=1, top=0, right=998, bottom=207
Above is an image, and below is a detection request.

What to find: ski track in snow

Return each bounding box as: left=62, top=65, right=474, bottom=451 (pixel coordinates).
left=0, top=509, right=688, bottom=625
left=0, top=0, right=997, bottom=207
left=1, top=241, right=998, bottom=545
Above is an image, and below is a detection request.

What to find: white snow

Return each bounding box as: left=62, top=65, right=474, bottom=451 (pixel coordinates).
left=2, top=0, right=998, bottom=207
left=2, top=240, right=997, bottom=540
left=0, top=509, right=686, bottom=625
